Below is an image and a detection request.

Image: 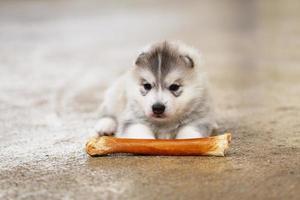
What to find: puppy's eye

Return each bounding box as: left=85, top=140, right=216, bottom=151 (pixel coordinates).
left=143, top=83, right=152, bottom=90
left=169, top=84, right=180, bottom=92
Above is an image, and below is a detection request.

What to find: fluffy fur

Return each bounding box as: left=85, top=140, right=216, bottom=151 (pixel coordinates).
left=93, top=41, right=218, bottom=139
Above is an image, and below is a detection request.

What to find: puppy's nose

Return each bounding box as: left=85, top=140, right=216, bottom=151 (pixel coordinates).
left=152, top=103, right=165, bottom=115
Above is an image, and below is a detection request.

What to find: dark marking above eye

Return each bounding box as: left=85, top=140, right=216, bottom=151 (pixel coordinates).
left=143, top=83, right=152, bottom=90
left=169, top=84, right=180, bottom=92
left=135, top=42, right=183, bottom=82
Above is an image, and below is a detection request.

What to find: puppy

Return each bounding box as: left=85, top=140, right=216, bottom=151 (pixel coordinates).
left=93, top=41, right=217, bottom=139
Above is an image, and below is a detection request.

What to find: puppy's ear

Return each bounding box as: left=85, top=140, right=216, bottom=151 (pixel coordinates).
left=181, top=55, right=194, bottom=68
left=135, top=52, right=148, bottom=66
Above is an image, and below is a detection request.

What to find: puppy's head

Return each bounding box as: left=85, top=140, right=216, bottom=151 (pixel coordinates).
left=131, top=41, right=205, bottom=122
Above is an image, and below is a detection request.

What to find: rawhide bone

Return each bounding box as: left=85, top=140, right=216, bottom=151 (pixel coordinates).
left=86, top=133, right=231, bottom=157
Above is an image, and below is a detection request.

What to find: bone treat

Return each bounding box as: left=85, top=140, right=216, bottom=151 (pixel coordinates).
left=86, top=133, right=231, bottom=157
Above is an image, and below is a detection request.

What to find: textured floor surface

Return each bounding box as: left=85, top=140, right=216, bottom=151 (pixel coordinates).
left=0, top=0, right=299, bottom=199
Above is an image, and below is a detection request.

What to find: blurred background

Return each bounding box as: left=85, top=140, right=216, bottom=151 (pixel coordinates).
left=0, top=0, right=299, bottom=199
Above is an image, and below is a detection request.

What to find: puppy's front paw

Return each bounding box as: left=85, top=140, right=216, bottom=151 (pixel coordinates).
left=176, top=125, right=209, bottom=139
left=93, top=117, right=117, bottom=136
left=118, top=123, right=155, bottom=139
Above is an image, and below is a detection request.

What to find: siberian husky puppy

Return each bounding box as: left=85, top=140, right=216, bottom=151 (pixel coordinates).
left=93, top=41, right=217, bottom=139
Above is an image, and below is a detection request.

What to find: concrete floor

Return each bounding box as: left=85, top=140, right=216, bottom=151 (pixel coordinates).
left=0, top=0, right=300, bottom=199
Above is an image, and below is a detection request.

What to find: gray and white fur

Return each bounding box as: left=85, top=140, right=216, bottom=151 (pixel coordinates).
left=93, top=41, right=218, bottom=139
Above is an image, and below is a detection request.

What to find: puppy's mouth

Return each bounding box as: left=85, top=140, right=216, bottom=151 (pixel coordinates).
left=151, top=113, right=167, bottom=120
